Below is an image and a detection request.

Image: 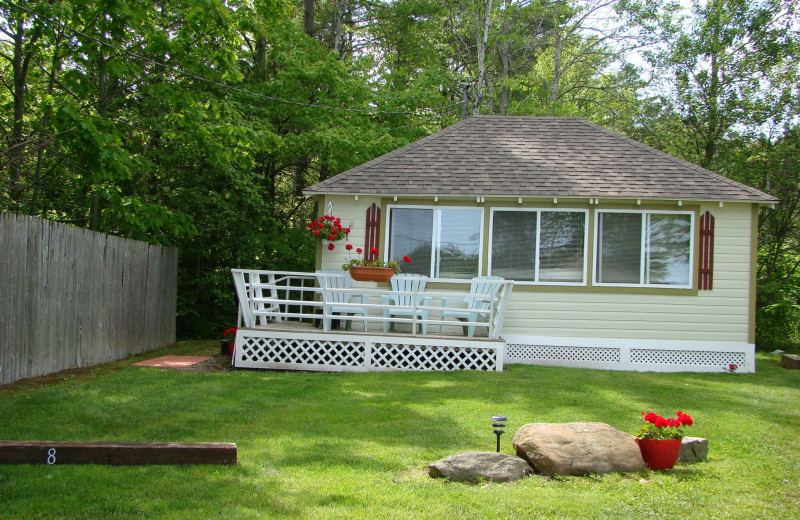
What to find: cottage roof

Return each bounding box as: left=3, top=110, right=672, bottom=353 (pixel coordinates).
left=304, top=116, right=776, bottom=203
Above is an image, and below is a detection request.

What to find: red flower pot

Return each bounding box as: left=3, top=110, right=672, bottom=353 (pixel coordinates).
left=636, top=438, right=682, bottom=470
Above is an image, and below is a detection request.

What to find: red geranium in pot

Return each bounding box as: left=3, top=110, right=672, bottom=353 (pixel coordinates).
left=221, top=327, right=237, bottom=358
left=635, top=411, right=694, bottom=470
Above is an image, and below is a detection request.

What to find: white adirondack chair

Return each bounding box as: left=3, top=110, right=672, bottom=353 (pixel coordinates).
left=381, top=274, right=431, bottom=334
left=437, top=276, right=504, bottom=337
left=315, top=270, right=369, bottom=332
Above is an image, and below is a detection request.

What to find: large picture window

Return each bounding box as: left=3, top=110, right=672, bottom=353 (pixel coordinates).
left=594, top=210, right=693, bottom=287
left=387, top=206, right=483, bottom=279
left=489, top=209, right=587, bottom=284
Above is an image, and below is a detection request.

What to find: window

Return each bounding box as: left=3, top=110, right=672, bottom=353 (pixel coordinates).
left=594, top=210, right=693, bottom=287
left=387, top=206, right=483, bottom=279
left=489, top=209, right=587, bottom=284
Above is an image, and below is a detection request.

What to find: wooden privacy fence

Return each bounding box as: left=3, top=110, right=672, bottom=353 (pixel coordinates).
left=0, top=213, right=178, bottom=385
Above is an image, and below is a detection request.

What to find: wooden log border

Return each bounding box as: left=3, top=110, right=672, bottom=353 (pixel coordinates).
left=0, top=440, right=237, bottom=465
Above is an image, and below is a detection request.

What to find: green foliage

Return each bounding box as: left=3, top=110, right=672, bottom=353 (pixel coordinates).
left=756, top=250, right=800, bottom=349
left=1, top=0, right=799, bottom=339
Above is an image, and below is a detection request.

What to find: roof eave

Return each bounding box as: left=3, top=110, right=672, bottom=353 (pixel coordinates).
left=302, top=190, right=776, bottom=205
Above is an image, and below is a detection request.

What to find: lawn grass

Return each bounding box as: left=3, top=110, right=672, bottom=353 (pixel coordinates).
left=0, top=342, right=798, bottom=519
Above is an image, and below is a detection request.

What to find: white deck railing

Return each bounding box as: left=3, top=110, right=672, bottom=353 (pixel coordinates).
left=231, top=269, right=514, bottom=340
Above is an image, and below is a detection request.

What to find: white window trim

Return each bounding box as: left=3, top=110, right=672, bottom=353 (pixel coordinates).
left=593, top=209, right=695, bottom=289
left=488, top=208, right=589, bottom=286
left=385, top=205, right=485, bottom=278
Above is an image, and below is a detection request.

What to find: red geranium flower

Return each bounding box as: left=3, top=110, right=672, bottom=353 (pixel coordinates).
left=643, top=412, right=659, bottom=424
left=307, top=215, right=349, bottom=244
left=356, top=248, right=363, bottom=253
left=345, top=244, right=353, bottom=251
left=637, top=410, right=694, bottom=440
left=370, top=248, right=379, bottom=254
left=328, top=243, right=335, bottom=251
left=403, top=255, right=411, bottom=263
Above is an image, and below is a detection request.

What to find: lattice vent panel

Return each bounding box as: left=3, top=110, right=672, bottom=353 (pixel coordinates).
left=630, top=349, right=746, bottom=367
left=240, top=336, right=366, bottom=367
left=371, top=343, right=498, bottom=371
left=506, top=344, right=621, bottom=363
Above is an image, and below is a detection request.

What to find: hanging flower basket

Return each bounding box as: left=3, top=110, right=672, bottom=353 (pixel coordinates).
left=307, top=215, right=350, bottom=251
left=348, top=266, right=395, bottom=282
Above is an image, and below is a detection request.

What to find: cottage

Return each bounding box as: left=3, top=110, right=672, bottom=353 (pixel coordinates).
left=299, top=116, right=775, bottom=373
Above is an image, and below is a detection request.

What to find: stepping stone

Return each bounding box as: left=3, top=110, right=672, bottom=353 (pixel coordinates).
left=133, top=356, right=212, bottom=369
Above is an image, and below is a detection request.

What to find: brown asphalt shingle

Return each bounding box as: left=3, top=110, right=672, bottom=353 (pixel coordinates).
left=304, top=116, right=775, bottom=203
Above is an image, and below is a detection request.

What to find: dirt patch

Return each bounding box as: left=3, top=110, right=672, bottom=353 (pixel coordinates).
left=182, top=355, right=235, bottom=373
left=0, top=363, right=126, bottom=395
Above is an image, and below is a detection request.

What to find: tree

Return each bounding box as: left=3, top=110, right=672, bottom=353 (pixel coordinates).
left=642, top=0, right=798, bottom=169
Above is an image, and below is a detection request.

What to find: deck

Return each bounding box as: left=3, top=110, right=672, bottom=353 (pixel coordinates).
left=231, top=270, right=512, bottom=372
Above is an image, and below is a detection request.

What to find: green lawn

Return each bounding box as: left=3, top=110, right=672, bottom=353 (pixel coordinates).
left=0, top=342, right=798, bottom=519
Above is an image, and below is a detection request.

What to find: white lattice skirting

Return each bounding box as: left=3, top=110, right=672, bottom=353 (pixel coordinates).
left=503, top=335, right=755, bottom=373
left=234, top=329, right=505, bottom=372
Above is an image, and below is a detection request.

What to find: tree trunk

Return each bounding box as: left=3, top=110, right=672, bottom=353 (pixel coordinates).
left=31, top=31, right=64, bottom=214
left=473, top=0, right=494, bottom=116
left=303, top=0, right=314, bottom=36
left=8, top=18, right=42, bottom=203
left=549, top=17, right=563, bottom=116
left=254, top=37, right=267, bottom=81
left=703, top=4, right=721, bottom=169
left=89, top=50, right=108, bottom=231
left=333, top=0, right=349, bottom=58
left=499, top=0, right=511, bottom=115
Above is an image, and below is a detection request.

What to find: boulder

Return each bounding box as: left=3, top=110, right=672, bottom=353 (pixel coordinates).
left=428, top=451, right=533, bottom=483
left=679, top=437, right=708, bottom=462
left=513, top=422, right=646, bottom=476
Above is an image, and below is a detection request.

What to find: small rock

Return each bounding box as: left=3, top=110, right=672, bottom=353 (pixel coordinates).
left=771, top=349, right=784, bottom=354
left=513, top=422, right=646, bottom=476
left=679, top=437, right=708, bottom=462
left=428, top=451, right=533, bottom=483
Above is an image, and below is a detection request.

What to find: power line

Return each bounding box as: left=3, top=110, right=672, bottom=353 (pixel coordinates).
left=7, top=2, right=462, bottom=118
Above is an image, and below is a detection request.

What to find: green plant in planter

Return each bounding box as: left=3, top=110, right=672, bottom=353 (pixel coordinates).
left=636, top=411, right=694, bottom=440
left=341, top=246, right=410, bottom=274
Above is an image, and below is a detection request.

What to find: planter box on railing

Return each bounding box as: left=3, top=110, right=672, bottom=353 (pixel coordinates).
left=348, top=266, right=394, bottom=282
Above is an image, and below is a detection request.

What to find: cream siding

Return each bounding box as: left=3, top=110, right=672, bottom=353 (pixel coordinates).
left=315, top=196, right=755, bottom=345
left=502, top=202, right=753, bottom=343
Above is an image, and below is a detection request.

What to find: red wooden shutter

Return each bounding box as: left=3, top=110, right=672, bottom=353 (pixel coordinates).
left=365, top=203, right=381, bottom=261
left=699, top=211, right=715, bottom=290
